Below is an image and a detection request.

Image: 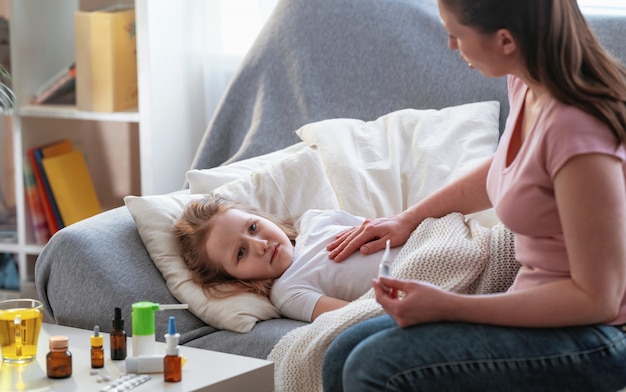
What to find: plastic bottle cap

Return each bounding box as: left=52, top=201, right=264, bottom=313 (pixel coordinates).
left=49, top=335, right=68, bottom=349
left=165, top=316, right=180, bottom=356
left=91, top=325, right=104, bottom=346
left=167, top=316, right=177, bottom=335
left=131, top=302, right=159, bottom=336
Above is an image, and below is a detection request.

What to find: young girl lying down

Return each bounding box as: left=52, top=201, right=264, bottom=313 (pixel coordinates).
left=174, top=195, right=401, bottom=323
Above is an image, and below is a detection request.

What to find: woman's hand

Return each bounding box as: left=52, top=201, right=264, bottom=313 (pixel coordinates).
left=327, top=213, right=415, bottom=262
left=327, top=158, right=495, bottom=263
left=372, top=277, right=454, bottom=328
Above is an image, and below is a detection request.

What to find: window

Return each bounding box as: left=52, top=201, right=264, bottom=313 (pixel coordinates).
left=220, top=0, right=278, bottom=56
left=578, top=0, right=626, bottom=14
left=579, top=0, right=626, bottom=7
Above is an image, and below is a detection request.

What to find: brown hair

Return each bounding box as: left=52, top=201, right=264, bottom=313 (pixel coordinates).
left=174, top=195, right=297, bottom=298
left=441, top=0, right=626, bottom=142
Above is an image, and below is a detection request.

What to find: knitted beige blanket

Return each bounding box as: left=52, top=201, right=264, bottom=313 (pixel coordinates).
left=268, top=212, right=519, bottom=392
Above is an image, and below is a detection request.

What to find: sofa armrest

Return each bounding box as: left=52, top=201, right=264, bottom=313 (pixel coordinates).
left=35, top=206, right=206, bottom=339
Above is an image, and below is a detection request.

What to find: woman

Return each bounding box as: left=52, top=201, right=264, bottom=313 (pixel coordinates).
left=322, top=0, right=626, bottom=390
left=174, top=195, right=401, bottom=323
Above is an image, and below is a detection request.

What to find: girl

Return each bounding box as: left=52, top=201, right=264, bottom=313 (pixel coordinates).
left=174, top=196, right=401, bottom=323
left=323, top=0, right=626, bottom=390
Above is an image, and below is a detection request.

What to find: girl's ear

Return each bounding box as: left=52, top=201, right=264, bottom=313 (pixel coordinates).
left=496, top=28, right=517, bottom=56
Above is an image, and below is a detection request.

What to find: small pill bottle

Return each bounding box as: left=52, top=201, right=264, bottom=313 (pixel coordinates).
left=91, top=325, right=105, bottom=368
left=46, top=335, right=72, bottom=379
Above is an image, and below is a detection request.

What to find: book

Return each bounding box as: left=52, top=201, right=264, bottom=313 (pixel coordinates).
left=27, top=139, right=73, bottom=235
left=31, top=63, right=76, bottom=105
left=0, top=214, right=16, bottom=244
left=41, top=149, right=102, bottom=226
left=75, top=7, right=138, bottom=112
left=22, top=157, right=51, bottom=244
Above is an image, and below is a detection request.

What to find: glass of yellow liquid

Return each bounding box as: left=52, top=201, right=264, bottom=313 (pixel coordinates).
left=0, top=299, right=44, bottom=364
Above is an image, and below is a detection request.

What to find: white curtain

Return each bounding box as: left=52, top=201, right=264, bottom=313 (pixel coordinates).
left=188, top=0, right=279, bottom=137
left=191, top=0, right=621, bottom=132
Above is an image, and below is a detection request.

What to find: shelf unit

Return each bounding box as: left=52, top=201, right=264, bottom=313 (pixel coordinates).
left=0, top=0, right=209, bottom=299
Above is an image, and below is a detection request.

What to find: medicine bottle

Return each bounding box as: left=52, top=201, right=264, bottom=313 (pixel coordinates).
left=110, top=307, right=127, bottom=360
left=91, top=325, right=104, bottom=368
left=46, top=335, right=72, bottom=379
left=164, top=316, right=182, bottom=382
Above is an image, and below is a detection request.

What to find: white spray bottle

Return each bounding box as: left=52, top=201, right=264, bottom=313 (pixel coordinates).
left=131, top=302, right=188, bottom=357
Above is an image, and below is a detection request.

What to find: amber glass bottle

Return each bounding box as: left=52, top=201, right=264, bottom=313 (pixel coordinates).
left=164, top=316, right=182, bottom=382
left=91, top=325, right=104, bottom=368
left=110, top=307, right=127, bottom=360
left=46, top=335, right=72, bottom=379
left=164, top=354, right=182, bottom=382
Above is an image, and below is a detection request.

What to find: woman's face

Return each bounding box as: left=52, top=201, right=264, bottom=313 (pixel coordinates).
left=205, top=208, right=294, bottom=281
left=438, top=0, right=513, bottom=78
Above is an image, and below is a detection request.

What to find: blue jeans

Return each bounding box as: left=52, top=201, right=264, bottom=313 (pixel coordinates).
left=322, top=315, right=626, bottom=391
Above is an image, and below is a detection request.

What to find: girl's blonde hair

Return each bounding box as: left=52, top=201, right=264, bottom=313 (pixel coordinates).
left=442, top=0, right=626, bottom=142
left=174, top=195, right=297, bottom=298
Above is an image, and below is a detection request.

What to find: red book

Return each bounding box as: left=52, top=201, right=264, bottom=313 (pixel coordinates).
left=22, top=157, right=50, bottom=244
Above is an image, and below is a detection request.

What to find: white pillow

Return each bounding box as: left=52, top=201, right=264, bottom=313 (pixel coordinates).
left=189, top=145, right=340, bottom=223
left=125, top=193, right=281, bottom=333
left=186, top=142, right=307, bottom=192
left=295, top=101, right=501, bottom=224
left=125, top=146, right=340, bottom=332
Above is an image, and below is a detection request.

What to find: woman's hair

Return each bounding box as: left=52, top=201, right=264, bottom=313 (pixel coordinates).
left=441, top=0, right=626, bottom=142
left=174, top=196, right=297, bottom=298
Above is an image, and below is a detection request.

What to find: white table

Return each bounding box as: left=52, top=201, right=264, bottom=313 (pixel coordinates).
left=0, top=323, right=274, bottom=391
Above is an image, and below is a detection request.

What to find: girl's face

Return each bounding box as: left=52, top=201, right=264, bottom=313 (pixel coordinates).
left=438, top=0, right=513, bottom=78
left=205, top=208, right=294, bottom=281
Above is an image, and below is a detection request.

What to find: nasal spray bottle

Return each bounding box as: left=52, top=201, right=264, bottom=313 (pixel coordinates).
left=131, top=302, right=188, bottom=357
left=164, top=316, right=182, bottom=382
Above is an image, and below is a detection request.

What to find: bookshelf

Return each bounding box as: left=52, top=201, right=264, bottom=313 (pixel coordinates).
left=0, top=0, right=208, bottom=299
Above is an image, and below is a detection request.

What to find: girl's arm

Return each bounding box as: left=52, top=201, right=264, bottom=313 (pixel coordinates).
left=329, top=156, right=494, bottom=262
left=311, top=296, right=349, bottom=321
left=375, top=153, right=626, bottom=328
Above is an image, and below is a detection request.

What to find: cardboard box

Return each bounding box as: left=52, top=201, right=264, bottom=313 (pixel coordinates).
left=75, top=7, right=138, bottom=112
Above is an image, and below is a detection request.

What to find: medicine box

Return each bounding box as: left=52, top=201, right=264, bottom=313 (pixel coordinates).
left=75, top=6, right=138, bottom=112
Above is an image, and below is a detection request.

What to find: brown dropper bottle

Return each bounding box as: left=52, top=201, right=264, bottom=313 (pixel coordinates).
left=110, top=307, right=127, bottom=360
left=90, top=325, right=104, bottom=368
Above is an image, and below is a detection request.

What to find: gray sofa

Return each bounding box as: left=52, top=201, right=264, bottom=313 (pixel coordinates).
left=35, top=0, right=626, bottom=360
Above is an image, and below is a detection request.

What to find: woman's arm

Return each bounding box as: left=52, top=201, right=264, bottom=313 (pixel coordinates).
left=328, top=156, right=494, bottom=262
left=374, top=153, right=626, bottom=328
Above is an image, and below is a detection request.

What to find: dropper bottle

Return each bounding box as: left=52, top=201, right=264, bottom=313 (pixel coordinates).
left=163, top=316, right=182, bottom=383
left=90, top=325, right=104, bottom=368
left=110, top=307, right=127, bottom=360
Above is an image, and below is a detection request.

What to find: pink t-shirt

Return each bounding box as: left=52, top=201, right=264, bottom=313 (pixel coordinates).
left=486, top=76, right=626, bottom=324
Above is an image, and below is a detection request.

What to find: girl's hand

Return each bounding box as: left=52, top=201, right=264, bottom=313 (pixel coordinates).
left=327, top=214, right=414, bottom=262
left=372, top=277, right=453, bottom=328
